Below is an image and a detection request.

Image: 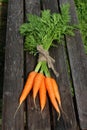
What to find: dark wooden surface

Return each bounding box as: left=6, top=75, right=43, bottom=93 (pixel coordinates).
left=2, top=0, right=24, bottom=130
left=59, top=0, right=87, bottom=129
left=2, top=0, right=87, bottom=130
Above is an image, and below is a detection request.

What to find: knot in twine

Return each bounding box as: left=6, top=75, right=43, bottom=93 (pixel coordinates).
left=37, top=45, right=59, bottom=77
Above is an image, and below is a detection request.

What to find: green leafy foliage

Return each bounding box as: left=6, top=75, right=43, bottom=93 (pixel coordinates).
left=20, top=3, right=75, bottom=55
left=74, top=0, right=87, bottom=53
left=0, top=0, right=8, bottom=2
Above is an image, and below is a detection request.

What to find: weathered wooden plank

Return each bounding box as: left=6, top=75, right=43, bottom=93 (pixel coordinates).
left=59, top=0, right=87, bottom=129
left=2, top=0, right=24, bottom=130
left=24, top=0, right=51, bottom=130
left=42, top=0, right=78, bottom=130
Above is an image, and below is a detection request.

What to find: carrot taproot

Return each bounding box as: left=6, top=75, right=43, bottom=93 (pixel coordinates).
left=14, top=71, right=37, bottom=118
left=33, top=73, right=45, bottom=105
left=45, top=77, right=60, bottom=118
left=51, top=78, right=61, bottom=107
left=39, top=78, right=46, bottom=111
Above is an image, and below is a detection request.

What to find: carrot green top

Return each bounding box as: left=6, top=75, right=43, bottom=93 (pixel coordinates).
left=19, top=3, right=77, bottom=77
left=19, top=3, right=75, bottom=55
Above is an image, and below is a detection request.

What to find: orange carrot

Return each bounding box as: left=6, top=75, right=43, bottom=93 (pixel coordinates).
left=45, top=77, right=60, bottom=118
left=39, top=78, right=46, bottom=111
left=14, top=71, right=37, bottom=118
left=19, top=71, right=37, bottom=105
left=51, top=78, right=67, bottom=119
left=33, top=73, right=45, bottom=105
left=51, top=78, right=61, bottom=107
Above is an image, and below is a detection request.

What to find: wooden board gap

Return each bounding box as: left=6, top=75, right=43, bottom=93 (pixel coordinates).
left=40, top=0, right=43, bottom=10
left=64, top=35, right=81, bottom=129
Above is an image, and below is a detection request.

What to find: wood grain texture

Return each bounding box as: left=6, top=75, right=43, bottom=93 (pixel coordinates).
left=2, top=0, right=24, bottom=130
left=59, top=0, right=87, bottom=129
left=25, top=0, right=51, bottom=130
left=42, top=0, right=78, bottom=130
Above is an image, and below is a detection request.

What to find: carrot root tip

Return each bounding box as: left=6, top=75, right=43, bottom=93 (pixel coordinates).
left=34, top=99, right=37, bottom=109
left=41, top=108, right=43, bottom=112
left=14, top=103, right=21, bottom=119
left=59, top=105, right=68, bottom=120
left=57, top=112, right=61, bottom=121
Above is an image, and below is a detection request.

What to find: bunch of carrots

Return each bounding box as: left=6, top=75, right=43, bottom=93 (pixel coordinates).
left=15, top=70, right=62, bottom=119
left=14, top=5, right=75, bottom=118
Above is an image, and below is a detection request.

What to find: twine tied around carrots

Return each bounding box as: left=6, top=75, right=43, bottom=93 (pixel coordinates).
left=37, top=45, right=59, bottom=77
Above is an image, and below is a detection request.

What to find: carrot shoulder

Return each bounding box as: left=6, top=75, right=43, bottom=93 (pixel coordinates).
left=39, top=78, right=46, bottom=111
left=45, top=77, right=60, bottom=118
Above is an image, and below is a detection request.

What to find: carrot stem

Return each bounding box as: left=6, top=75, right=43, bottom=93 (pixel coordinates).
left=35, top=61, right=42, bottom=72
left=41, top=61, right=50, bottom=77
